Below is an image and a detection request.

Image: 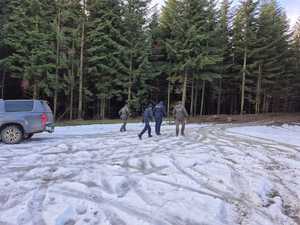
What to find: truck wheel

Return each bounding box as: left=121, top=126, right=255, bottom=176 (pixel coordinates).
left=24, top=133, right=34, bottom=140
left=1, top=125, right=23, bottom=144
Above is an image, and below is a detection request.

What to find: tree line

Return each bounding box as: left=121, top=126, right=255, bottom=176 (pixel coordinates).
left=0, top=0, right=300, bottom=120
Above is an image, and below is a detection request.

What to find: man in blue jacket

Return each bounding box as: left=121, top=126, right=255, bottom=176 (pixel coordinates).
left=153, top=101, right=166, bottom=135
left=138, top=103, right=154, bottom=140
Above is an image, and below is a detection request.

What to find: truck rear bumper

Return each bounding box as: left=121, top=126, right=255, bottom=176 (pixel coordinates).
left=45, top=124, right=55, bottom=133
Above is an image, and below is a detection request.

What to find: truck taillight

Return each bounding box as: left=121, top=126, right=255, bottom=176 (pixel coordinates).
left=41, top=113, right=48, bottom=127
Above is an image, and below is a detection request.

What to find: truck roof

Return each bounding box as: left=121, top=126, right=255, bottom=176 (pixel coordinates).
left=0, top=99, right=45, bottom=101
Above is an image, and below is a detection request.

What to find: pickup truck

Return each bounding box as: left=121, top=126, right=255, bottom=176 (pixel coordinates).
left=0, top=99, right=54, bottom=144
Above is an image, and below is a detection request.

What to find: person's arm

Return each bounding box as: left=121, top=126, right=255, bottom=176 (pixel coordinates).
left=142, top=112, right=145, bottom=123
left=183, top=107, right=189, bottom=118
left=150, top=109, right=154, bottom=122
left=126, top=108, right=130, bottom=117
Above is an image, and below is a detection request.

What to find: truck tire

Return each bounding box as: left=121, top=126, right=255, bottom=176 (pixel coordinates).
left=1, top=125, right=23, bottom=144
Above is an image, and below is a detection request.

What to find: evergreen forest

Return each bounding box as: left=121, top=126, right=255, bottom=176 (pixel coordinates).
left=1, top=0, right=300, bottom=120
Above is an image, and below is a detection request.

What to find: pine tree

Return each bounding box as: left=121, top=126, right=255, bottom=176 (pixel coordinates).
left=55, top=0, right=82, bottom=120
left=78, top=0, right=86, bottom=119
left=160, top=0, right=181, bottom=115
left=273, top=10, right=293, bottom=112
left=1, top=0, right=300, bottom=118
left=2, top=0, right=56, bottom=99
left=252, top=0, right=290, bottom=113
left=293, top=18, right=300, bottom=81
left=232, top=0, right=258, bottom=114
left=292, top=18, right=300, bottom=111
left=215, top=0, right=232, bottom=114
left=162, top=0, right=222, bottom=111
left=0, top=0, right=12, bottom=97
left=141, top=9, right=164, bottom=104
left=86, top=0, right=123, bottom=119
left=121, top=0, right=150, bottom=109
left=199, top=0, right=223, bottom=115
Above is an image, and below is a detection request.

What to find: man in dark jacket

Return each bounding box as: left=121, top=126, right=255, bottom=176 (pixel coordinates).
left=153, top=101, right=166, bottom=135
left=138, top=103, right=154, bottom=140
left=119, top=103, right=130, bottom=132
left=173, top=101, right=188, bottom=136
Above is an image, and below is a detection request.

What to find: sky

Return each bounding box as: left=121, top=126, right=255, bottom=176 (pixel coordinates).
left=152, top=0, right=300, bottom=26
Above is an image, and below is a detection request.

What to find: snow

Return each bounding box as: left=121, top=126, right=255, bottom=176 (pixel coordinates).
left=0, top=122, right=300, bottom=225
left=228, top=124, right=300, bottom=146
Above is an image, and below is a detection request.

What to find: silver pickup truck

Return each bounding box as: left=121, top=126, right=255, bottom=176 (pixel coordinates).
left=0, top=99, right=54, bottom=144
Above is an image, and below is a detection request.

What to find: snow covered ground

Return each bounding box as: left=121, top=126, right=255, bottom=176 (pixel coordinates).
left=0, top=123, right=299, bottom=225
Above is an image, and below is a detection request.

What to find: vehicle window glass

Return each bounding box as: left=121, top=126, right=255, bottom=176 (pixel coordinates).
left=5, top=101, right=34, bottom=112
left=40, top=101, right=52, bottom=112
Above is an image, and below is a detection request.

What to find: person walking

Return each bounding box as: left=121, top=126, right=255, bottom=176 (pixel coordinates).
left=153, top=101, right=166, bottom=135
left=138, top=103, right=154, bottom=140
left=119, top=103, right=130, bottom=132
left=173, top=101, right=188, bottom=136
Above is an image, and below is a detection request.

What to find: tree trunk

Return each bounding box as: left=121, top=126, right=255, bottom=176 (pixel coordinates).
left=33, top=81, right=38, bottom=99
left=100, top=97, right=106, bottom=120
left=181, top=70, right=188, bottom=106
left=78, top=0, right=85, bottom=119
left=108, top=98, right=111, bottom=117
left=200, top=80, right=206, bottom=116
left=193, top=81, right=199, bottom=116
left=70, top=87, right=74, bottom=120
left=240, top=47, right=247, bottom=115
left=284, top=88, right=289, bottom=113
left=190, top=78, right=194, bottom=116
left=128, top=52, right=133, bottom=102
left=54, top=7, right=61, bottom=120
left=167, top=78, right=171, bottom=123
left=217, top=78, right=222, bottom=115
left=1, top=70, right=6, bottom=99
left=262, top=91, right=266, bottom=113
left=69, top=69, right=74, bottom=121
left=69, top=37, right=75, bottom=121
left=230, top=95, right=234, bottom=114
left=255, top=64, right=262, bottom=114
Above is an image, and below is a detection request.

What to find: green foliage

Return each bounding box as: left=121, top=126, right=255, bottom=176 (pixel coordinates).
left=120, top=0, right=151, bottom=108
left=2, top=0, right=56, bottom=97
left=86, top=0, right=123, bottom=101
left=162, top=0, right=222, bottom=82
left=1, top=0, right=300, bottom=118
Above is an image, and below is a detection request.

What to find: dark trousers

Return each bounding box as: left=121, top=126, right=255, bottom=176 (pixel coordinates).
left=175, top=119, right=186, bottom=136
left=139, top=121, right=151, bottom=137
left=155, top=117, right=163, bottom=135
left=120, top=121, right=127, bottom=132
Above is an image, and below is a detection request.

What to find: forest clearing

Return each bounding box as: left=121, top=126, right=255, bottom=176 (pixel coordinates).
left=1, top=0, right=300, bottom=224
left=0, top=122, right=300, bottom=225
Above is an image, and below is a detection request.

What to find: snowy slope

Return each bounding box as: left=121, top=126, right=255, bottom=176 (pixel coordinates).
left=0, top=123, right=299, bottom=225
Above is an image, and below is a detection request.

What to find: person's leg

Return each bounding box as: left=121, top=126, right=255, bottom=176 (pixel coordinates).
left=123, top=121, right=127, bottom=131
left=120, top=122, right=124, bottom=132
left=155, top=119, right=159, bottom=135
left=181, top=120, right=186, bottom=136
left=158, top=118, right=163, bottom=134
left=139, top=123, right=147, bottom=137
left=147, top=122, right=152, bottom=137
left=175, top=119, right=180, bottom=136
